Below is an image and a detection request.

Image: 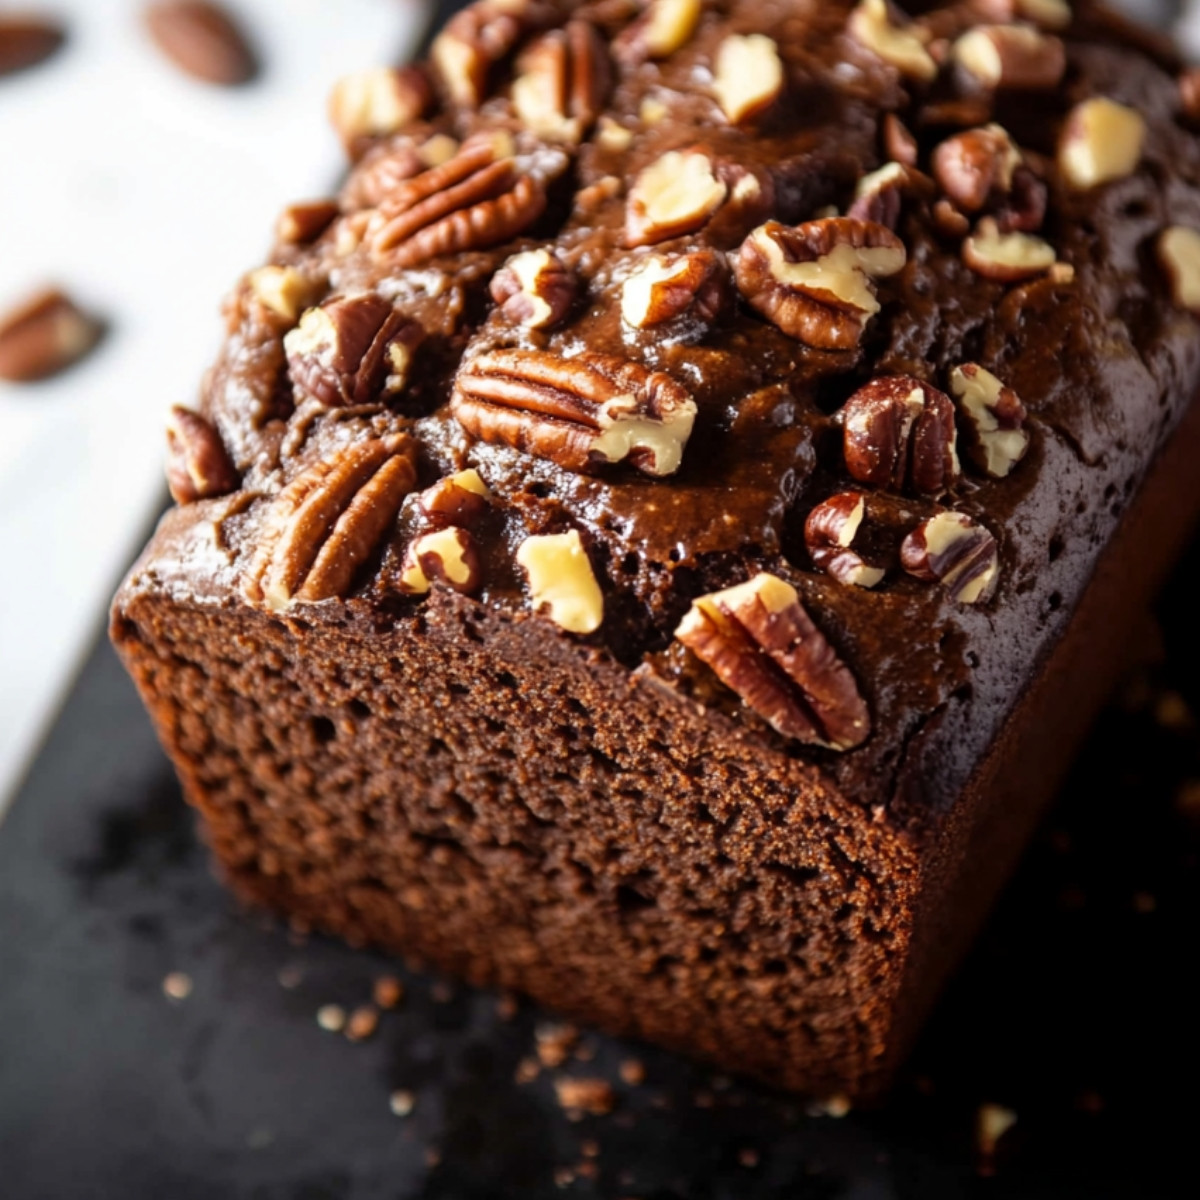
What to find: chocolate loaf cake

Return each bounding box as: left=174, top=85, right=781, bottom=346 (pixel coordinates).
left=112, top=0, right=1200, bottom=1098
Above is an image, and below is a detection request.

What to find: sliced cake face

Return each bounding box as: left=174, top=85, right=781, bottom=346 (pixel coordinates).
left=114, top=0, right=1200, bottom=1095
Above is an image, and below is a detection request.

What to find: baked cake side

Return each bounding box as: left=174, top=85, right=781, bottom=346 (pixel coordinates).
left=114, top=0, right=1200, bottom=1096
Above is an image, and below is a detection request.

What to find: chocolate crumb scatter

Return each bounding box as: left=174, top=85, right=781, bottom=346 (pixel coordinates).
left=316, top=1003, right=346, bottom=1033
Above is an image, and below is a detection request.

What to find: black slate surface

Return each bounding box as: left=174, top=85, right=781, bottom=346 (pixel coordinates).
left=3, top=540, right=1200, bottom=1199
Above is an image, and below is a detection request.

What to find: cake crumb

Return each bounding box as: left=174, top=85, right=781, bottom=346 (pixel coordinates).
left=808, top=1093, right=853, bottom=1119
left=553, top=1167, right=575, bottom=1188
left=430, top=980, right=455, bottom=1004
left=515, top=1056, right=541, bottom=1085
left=389, top=1089, right=416, bottom=1117
left=1075, top=1089, right=1105, bottom=1114
left=536, top=1022, right=579, bottom=1068
left=373, top=976, right=404, bottom=1010
left=575, top=1160, right=599, bottom=1180
left=1155, top=690, right=1193, bottom=730
left=693, top=1088, right=715, bottom=1109
left=277, top=965, right=304, bottom=990
left=425, top=1148, right=442, bottom=1168
left=345, top=1005, right=379, bottom=1042
left=738, top=1147, right=760, bottom=1169
left=1133, top=891, right=1158, bottom=914
left=580, top=1138, right=600, bottom=1159
left=162, top=971, right=193, bottom=1001
left=618, top=1058, right=645, bottom=1086
left=496, top=993, right=520, bottom=1022
left=555, top=1077, right=616, bottom=1117
left=976, top=1103, right=1017, bottom=1175
left=316, top=1003, right=346, bottom=1033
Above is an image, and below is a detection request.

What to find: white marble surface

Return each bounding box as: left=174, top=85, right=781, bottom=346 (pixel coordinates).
left=0, top=0, right=424, bottom=812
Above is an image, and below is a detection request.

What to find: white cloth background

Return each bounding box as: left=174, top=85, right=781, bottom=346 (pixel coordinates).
left=0, top=0, right=1189, bottom=813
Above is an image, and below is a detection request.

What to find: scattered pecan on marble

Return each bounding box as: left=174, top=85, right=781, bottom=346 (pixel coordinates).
left=901, top=511, right=999, bottom=604
left=841, top=376, right=960, bottom=496
left=933, top=125, right=1045, bottom=233
left=734, top=217, right=906, bottom=350
left=804, top=492, right=886, bottom=588
left=285, top=293, right=424, bottom=407
left=512, top=19, right=611, bottom=143
left=243, top=435, right=418, bottom=611
left=675, top=573, right=870, bottom=749
left=0, top=287, right=103, bottom=383
left=143, top=1, right=258, bottom=87
left=949, top=363, right=1029, bottom=478
left=165, top=405, right=239, bottom=504
left=450, top=349, right=697, bottom=477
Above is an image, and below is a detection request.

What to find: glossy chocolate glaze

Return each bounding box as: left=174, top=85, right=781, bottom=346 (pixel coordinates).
left=125, top=0, right=1200, bottom=819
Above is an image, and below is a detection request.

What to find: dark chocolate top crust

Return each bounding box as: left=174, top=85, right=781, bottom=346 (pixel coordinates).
left=126, top=0, right=1200, bottom=818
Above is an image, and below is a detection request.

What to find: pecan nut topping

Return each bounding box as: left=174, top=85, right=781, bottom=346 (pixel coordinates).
left=712, top=33, right=784, bottom=125
left=327, top=66, right=431, bottom=151
left=516, top=529, right=605, bottom=633
left=952, top=23, right=1065, bottom=90
left=368, top=137, right=558, bottom=267
left=399, top=526, right=483, bottom=595
left=847, top=0, right=937, bottom=83
left=1058, top=97, right=1146, bottom=191
left=243, top=435, right=417, bottom=611
left=285, top=293, right=424, bottom=407
left=512, top=20, right=611, bottom=144
left=165, top=405, right=240, bottom=504
left=416, top=469, right=492, bottom=528
left=614, top=0, right=702, bottom=64
left=949, top=363, right=1029, bottom=478
left=932, top=125, right=1021, bottom=214
left=675, top=573, right=870, bottom=750
left=846, top=162, right=910, bottom=229
left=734, top=217, right=907, bottom=350
left=490, top=248, right=577, bottom=330
left=620, top=249, right=731, bottom=331
left=450, top=349, right=698, bottom=476
left=841, top=375, right=960, bottom=496
left=901, top=511, right=999, bottom=604
left=625, top=149, right=729, bottom=247
left=276, top=200, right=340, bottom=246
left=804, top=492, right=886, bottom=588
left=962, top=217, right=1056, bottom=281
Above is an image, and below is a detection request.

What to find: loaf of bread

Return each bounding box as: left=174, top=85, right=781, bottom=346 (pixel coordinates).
left=112, top=0, right=1200, bottom=1098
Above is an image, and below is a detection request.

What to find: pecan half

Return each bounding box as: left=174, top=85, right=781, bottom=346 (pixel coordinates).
left=368, top=137, right=555, bottom=267
left=165, top=405, right=239, bottom=503
left=1158, top=225, right=1200, bottom=314
left=432, top=0, right=553, bottom=108
left=327, top=66, right=431, bottom=151
left=734, top=218, right=906, bottom=350
left=901, top=511, right=999, bottom=604
left=805, top=493, right=886, bottom=588
left=285, top=294, right=424, bottom=407
left=625, top=149, right=728, bottom=247
left=932, top=124, right=1020, bottom=213
left=416, top=469, right=492, bottom=527
left=847, top=0, right=937, bottom=83
left=949, top=363, right=1029, bottom=478
left=614, top=0, right=702, bottom=64
left=620, top=249, right=731, bottom=331
left=512, top=20, right=611, bottom=144
left=243, top=436, right=417, bottom=611
left=713, top=33, right=784, bottom=125
left=1058, top=98, right=1146, bottom=191
left=962, top=217, right=1056, bottom=281
left=399, top=526, right=483, bottom=595
left=0, top=287, right=102, bottom=383
left=516, top=530, right=605, bottom=634
left=490, top=248, right=577, bottom=330
left=144, top=1, right=258, bottom=87
left=953, top=24, right=1065, bottom=90
left=675, top=573, right=870, bottom=749
left=451, top=349, right=697, bottom=476
left=842, top=376, right=960, bottom=496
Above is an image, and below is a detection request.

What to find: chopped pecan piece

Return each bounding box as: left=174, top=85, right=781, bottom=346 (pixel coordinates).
left=842, top=375, right=960, bottom=496
left=284, top=293, right=424, bottom=407
left=243, top=436, right=418, bottom=611
left=675, top=573, right=870, bottom=749
left=953, top=24, right=1065, bottom=90
left=847, top=162, right=909, bottom=229
left=620, top=249, right=731, bottom=331
left=0, top=287, right=102, bottom=383
left=949, top=363, right=1029, bottom=478
left=804, top=493, right=885, bottom=588
left=625, top=149, right=728, bottom=247
left=416, top=469, right=492, bottom=527
left=901, top=511, right=999, bottom=604
left=165, top=405, right=239, bottom=503
left=399, top=526, right=482, bottom=595
left=516, top=530, right=604, bottom=634
left=847, top=0, right=937, bottom=83
left=369, top=137, right=556, bottom=267
left=883, top=114, right=919, bottom=168
left=1158, top=226, right=1200, bottom=313
left=432, top=0, right=552, bottom=108
left=734, top=217, right=906, bottom=350
left=327, top=66, right=431, bottom=151
left=512, top=20, right=610, bottom=144
left=713, top=33, right=784, bottom=125
left=248, top=266, right=323, bottom=324
left=277, top=200, right=340, bottom=246
left=1058, top=98, right=1146, bottom=191
left=933, top=198, right=971, bottom=238
left=962, top=217, right=1056, bottom=281
left=932, top=124, right=1020, bottom=213
left=614, top=0, right=702, bottom=63
left=490, top=249, right=577, bottom=330
left=451, top=349, right=697, bottom=477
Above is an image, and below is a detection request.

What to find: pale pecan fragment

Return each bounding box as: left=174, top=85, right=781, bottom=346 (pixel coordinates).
left=614, top=0, right=702, bottom=64
left=243, top=436, right=417, bottom=611
left=901, top=511, right=999, bottom=604
left=962, top=217, right=1056, bottom=281
left=327, top=66, right=431, bottom=150
left=368, top=137, right=554, bottom=268
left=451, top=349, right=697, bottom=476
left=416, top=469, right=492, bottom=527
left=620, top=250, right=730, bottom=331
left=805, top=493, right=885, bottom=588
left=625, top=149, right=728, bottom=247
left=277, top=200, right=340, bottom=246
left=1058, top=98, right=1146, bottom=190
left=949, top=363, right=1029, bottom=478
left=675, top=573, right=870, bottom=749
left=734, top=218, right=906, bottom=351
left=165, top=405, right=239, bottom=503
left=284, top=294, right=424, bottom=407
left=712, top=33, right=784, bottom=125
left=516, top=530, right=604, bottom=634
left=490, top=249, right=577, bottom=330
left=248, top=266, right=323, bottom=323
left=1158, top=226, right=1200, bottom=313
left=399, top=526, right=482, bottom=595
left=847, top=0, right=937, bottom=83
left=842, top=375, right=960, bottom=496
left=143, top=1, right=258, bottom=87
left=512, top=20, right=610, bottom=144
left=846, top=162, right=909, bottom=229
left=432, top=0, right=551, bottom=108
left=0, top=287, right=103, bottom=383
left=953, top=24, right=1065, bottom=90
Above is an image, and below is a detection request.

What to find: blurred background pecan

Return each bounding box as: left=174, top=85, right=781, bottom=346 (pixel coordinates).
left=511, top=19, right=611, bottom=143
